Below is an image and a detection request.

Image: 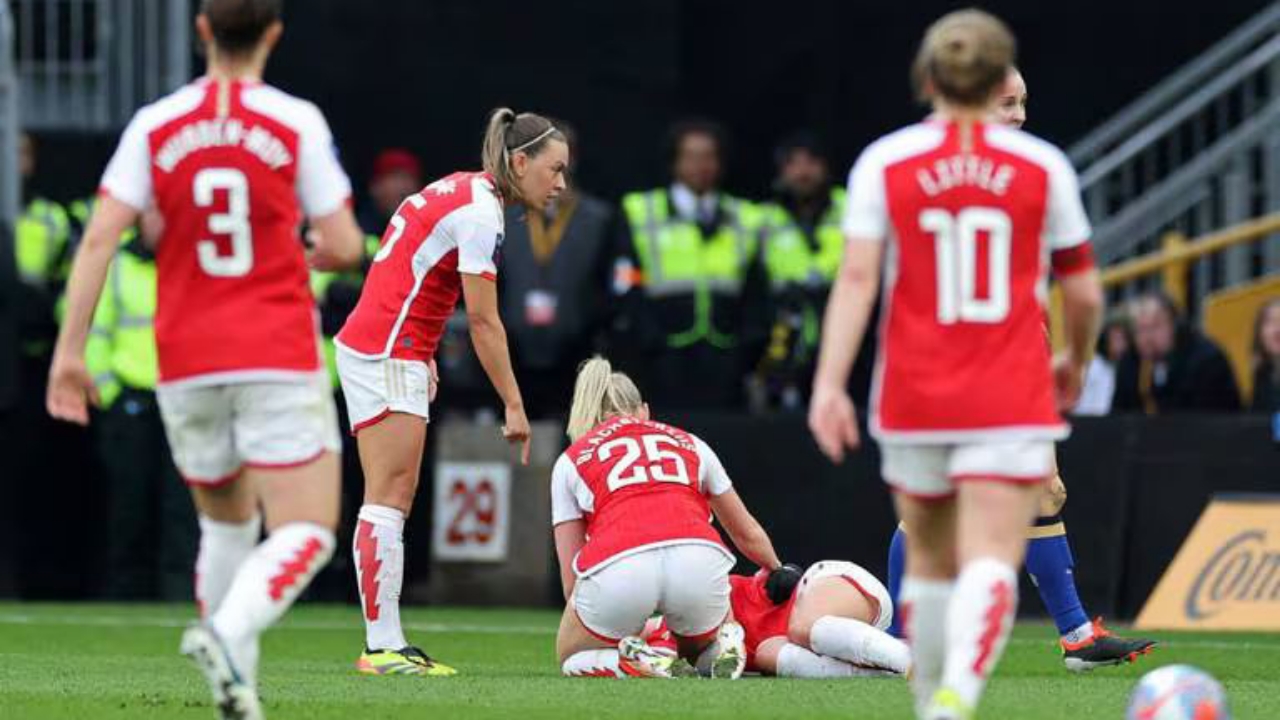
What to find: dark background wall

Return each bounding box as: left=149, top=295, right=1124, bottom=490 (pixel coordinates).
left=28, top=0, right=1276, bottom=206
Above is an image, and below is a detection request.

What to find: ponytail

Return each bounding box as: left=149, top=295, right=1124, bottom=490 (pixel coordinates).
left=566, top=357, right=644, bottom=441
left=480, top=107, right=565, bottom=202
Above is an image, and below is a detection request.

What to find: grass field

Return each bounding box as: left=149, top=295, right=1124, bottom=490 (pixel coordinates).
left=0, top=603, right=1276, bottom=719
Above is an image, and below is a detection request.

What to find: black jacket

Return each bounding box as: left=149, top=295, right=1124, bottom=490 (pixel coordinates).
left=0, top=223, right=17, bottom=411
left=1250, top=364, right=1280, bottom=414
left=1113, top=328, right=1241, bottom=413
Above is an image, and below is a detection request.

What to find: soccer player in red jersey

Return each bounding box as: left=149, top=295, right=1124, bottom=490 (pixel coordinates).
left=645, top=560, right=910, bottom=678
left=335, top=109, right=562, bottom=675
left=552, top=357, right=782, bottom=679
left=48, top=1, right=364, bottom=717
left=808, top=10, right=1104, bottom=719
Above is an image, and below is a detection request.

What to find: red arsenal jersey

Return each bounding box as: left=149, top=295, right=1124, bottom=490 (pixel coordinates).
left=99, top=78, right=352, bottom=385
left=550, top=416, right=734, bottom=575
left=842, top=120, right=1095, bottom=443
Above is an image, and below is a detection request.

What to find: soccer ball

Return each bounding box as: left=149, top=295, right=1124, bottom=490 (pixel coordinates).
left=1126, top=665, right=1231, bottom=720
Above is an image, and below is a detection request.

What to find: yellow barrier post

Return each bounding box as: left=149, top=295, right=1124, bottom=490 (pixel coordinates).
left=1160, top=231, right=1189, bottom=310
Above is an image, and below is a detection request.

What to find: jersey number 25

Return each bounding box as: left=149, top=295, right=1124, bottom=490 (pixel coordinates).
left=597, top=434, right=692, bottom=492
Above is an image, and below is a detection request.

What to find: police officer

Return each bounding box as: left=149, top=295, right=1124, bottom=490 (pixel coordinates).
left=15, top=133, right=72, bottom=360
left=615, top=119, right=768, bottom=410
left=752, top=132, right=851, bottom=411
left=84, top=207, right=198, bottom=600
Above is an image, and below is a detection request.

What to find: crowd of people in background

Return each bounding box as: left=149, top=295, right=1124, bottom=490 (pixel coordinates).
left=2, top=111, right=1275, bottom=602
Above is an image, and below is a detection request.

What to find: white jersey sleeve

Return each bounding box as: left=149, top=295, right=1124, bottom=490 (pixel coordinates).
left=841, top=145, right=889, bottom=242
left=693, top=435, right=733, bottom=497
left=551, top=454, right=592, bottom=525
left=1043, top=150, right=1092, bottom=251
left=99, top=113, right=153, bottom=211
left=295, top=103, right=353, bottom=219
left=451, top=199, right=503, bottom=280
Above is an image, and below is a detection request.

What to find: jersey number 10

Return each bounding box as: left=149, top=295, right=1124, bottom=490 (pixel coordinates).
left=920, top=207, right=1012, bottom=324
left=597, top=434, right=692, bottom=492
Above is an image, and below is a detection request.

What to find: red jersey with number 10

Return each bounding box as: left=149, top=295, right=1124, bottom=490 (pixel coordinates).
left=336, top=172, right=503, bottom=363
left=842, top=120, right=1096, bottom=443
left=99, top=78, right=353, bottom=385
left=550, top=416, right=734, bottom=575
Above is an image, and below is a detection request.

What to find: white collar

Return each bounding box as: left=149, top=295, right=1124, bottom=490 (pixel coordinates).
left=669, top=183, right=718, bottom=223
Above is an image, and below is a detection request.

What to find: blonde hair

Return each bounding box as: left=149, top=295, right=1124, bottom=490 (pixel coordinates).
left=480, top=107, right=565, bottom=203
left=912, top=9, right=1015, bottom=107
left=566, top=357, right=644, bottom=441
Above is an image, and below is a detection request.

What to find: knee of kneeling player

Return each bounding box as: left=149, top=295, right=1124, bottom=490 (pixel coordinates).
left=787, top=613, right=814, bottom=646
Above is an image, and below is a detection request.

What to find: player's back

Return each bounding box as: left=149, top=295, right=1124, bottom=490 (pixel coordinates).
left=101, top=78, right=351, bottom=385
left=556, top=415, right=728, bottom=573
left=337, top=171, right=503, bottom=363
left=845, top=119, right=1092, bottom=440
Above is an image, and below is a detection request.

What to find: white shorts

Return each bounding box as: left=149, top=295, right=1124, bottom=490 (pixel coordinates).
left=797, top=560, right=894, bottom=631
left=157, top=372, right=341, bottom=484
left=573, top=544, right=734, bottom=643
left=880, top=440, right=1054, bottom=500
left=335, top=349, right=430, bottom=432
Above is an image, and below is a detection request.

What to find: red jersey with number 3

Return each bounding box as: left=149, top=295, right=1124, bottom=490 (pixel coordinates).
left=550, top=416, right=734, bottom=575
left=841, top=120, right=1096, bottom=442
left=99, top=78, right=352, bottom=385
left=336, top=172, right=503, bottom=363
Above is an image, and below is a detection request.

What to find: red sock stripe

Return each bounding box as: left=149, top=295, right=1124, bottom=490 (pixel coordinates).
left=267, top=536, right=325, bottom=601
left=575, top=667, right=621, bottom=678
left=899, top=601, right=914, bottom=643
left=355, top=520, right=382, bottom=621
left=972, top=579, right=1013, bottom=676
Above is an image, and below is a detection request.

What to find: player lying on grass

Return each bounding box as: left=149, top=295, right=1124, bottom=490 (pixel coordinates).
left=645, top=560, right=911, bottom=678
left=551, top=357, right=782, bottom=679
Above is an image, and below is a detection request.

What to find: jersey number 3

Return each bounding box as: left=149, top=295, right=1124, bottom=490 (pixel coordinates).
left=598, top=434, right=692, bottom=492
left=195, top=168, right=253, bottom=277
left=920, top=207, right=1011, bottom=324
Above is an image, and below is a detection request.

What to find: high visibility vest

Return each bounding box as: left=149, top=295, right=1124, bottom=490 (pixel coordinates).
left=759, top=188, right=846, bottom=291
left=16, top=197, right=71, bottom=286
left=86, top=245, right=158, bottom=407
left=621, top=189, right=761, bottom=349
left=757, top=189, right=847, bottom=362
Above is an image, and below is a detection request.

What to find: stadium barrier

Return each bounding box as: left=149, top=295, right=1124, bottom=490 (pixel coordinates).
left=1136, top=494, right=1280, bottom=631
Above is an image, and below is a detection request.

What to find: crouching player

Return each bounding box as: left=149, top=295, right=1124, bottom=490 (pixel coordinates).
left=552, top=357, right=783, bottom=679
left=647, top=561, right=910, bottom=678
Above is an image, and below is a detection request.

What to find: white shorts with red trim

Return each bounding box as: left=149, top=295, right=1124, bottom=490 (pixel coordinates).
left=572, top=544, right=733, bottom=643
left=335, top=348, right=430, bottom=433
left=796, top=560, right=894, bottom=631
left=880, top=440, right=1053, bottom=500
left=157, top=371, right=340, bottom=485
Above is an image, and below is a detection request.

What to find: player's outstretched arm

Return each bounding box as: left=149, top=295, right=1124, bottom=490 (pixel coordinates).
left=462, top=273, right=530, bottom=465
left=47, top=195, right=140, bottom=425
left=710, top=489, right=782, bottom=572
left=553, top=520, right=586, bottom=600
left=307, top=205, right=364, bottom=271
left=808, top=239, right=883, bottom=463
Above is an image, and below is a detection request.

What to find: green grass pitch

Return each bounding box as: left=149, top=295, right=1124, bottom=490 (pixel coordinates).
left=0, top=603, right=1277, bottom=719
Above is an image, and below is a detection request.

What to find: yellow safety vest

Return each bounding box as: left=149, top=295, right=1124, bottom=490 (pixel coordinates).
left=16, top=197, right=71, bottom=286
left=759, top=188, right=847, bottom=291
left=621, top=189, right=761, bottom=349
left=86, top=245, right=158, bottom=407
left=309, top=234, right=382, bottom=388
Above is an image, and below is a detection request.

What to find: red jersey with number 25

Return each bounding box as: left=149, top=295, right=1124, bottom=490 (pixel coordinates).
left=336, top=172, right=503, bottom=363
left=842, top=120, right=1096, bottom=443
left=99, top=78, right=353, bottom=385
left=550, top=416, right=734, bottom=576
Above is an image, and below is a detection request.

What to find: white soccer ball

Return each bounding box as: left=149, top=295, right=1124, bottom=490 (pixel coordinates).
left=1126, top=664, right=1231, bottom=720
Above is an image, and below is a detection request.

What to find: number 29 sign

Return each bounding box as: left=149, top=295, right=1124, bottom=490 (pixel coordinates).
left=432, top=462, right=511, bottom=562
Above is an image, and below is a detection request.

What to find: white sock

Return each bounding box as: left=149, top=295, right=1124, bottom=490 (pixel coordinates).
left=195, top=515, right=261, bottom=618
left=809, top=615, right=912, bottom=674
left=943, top=558, right=1019, bottom=710
left=901, top=577, right=954, bottom=713
left=777, top=643, right=898, bottom=678
left=562, top=649, right=624, bottom=678
left=353, top=505, right=408, bottom=651
left=209, top=522, right=335, bottom=683
left=1062, top=621, right=1094, bottom=645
